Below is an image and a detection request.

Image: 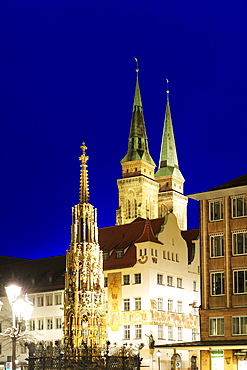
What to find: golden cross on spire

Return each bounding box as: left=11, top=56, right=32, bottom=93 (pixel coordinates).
left=134, top=57, right=139, bottom=72
left=166, top=78, right=170, bottom=100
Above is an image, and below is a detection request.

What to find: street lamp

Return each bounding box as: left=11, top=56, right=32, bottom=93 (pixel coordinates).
left=0, top=284, right=33, bottom=370
left=156, top=350, right=161, bottom=370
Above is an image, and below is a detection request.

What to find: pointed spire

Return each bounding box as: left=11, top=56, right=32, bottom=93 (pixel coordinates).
left=121, top=59, right=155, bottom=166
left=155, top=83, right=184, bottom=180
left=79, top=142, right=89, bottom=203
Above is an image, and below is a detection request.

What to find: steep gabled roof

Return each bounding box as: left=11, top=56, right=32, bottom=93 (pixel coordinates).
left=209, top=173, right=247, bottom=191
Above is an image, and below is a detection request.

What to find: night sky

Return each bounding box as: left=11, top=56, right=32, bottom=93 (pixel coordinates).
left=1, top=1, right=247, bottom=259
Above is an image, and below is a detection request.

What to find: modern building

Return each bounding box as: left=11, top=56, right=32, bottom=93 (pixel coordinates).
left=189, top=174, right=247, bottom=370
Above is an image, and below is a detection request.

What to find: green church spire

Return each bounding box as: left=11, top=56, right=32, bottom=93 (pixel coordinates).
left=121, top=63, right=155, bottom=166
left=155, top=87, right=184, bottom=180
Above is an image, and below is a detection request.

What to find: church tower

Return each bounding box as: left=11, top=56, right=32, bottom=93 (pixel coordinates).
left=64, top=143, right=106, bottom=348
left=116, top=65, right=159, bottom=225
left=155, top=88, right=188, bottom=230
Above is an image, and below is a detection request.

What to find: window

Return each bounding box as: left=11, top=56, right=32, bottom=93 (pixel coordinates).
left=158, top=298, right=163, bottom=310
left=232, top=231, right=247, bottom=255
left=211, top=272, right=224, bottom=295
left=167, top=276, right=173, bottom=286
left=177, top=278, right=182, bottom=288
left=55, top=294, right=62, bottom=305
left=46, top=318, right=53, bottom=330
left=29, top=295, right=35, bottom=306
left=135, top=297, right=141, bottom=310
left=0, top=323, right=2, bottom=333
left=123, top=274, right=130, bottom=285
left=158, top=324, right=164, bottom=339
left=209, top=317, right=224, bottom=336
left=178, top=327, right=182, bottom=340
left=134, top=273, right=141, bottom=284
left=232, top=196, right=247, bottom=218
left=123, top=299, right=130, bottom=311
left=103, top=252, right=109, bottom=260
left=168, top=326, right=173, bottom=340
left=177, top=301, right=182, bottom=313
left=30, top=319, right=35, bottom=331
left=210, top=234, right=224, bottom=257
left=116, top=250, right=123, bottom=258
left=193, top=281, right=197, bottom=291
left=163, top=250, right=166, bottom=259
left=151, top=249, right=154, bottom=256
left=155, top=250, right=157, bottom=257
left=209, top=199, right=223, bottom=221
left=124, top=325, right=130, bottom=340
left=157, top=274, right=163, bottom=285
left=46, top=294, right=53, bottom=306
left=192, top=328, right=199, bottom=341
left=48, top=275, right=53, bottom=284
left=234, top=270, right=247, bottom=293
left=135, top=324, right=142, bottom=339
left=38, top=318, right=44, bottom=330
left=104, top=277, right=108, bottom=287
left=232, top=316, right=247, bottom=335
left=140, top=249, right=147, bottom=256
left=37, top=295, right=44, bottom=307
left=168, top=299, right=173, bottom=312
left=176, top=253, right=179, bottom=262
left=55, top=317, right=62, bottom=329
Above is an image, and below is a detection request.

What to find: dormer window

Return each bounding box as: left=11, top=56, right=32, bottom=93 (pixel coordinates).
left=48, top=275, right=53, bottom=284
left=103, top=252, right=109, bottom=260
left=116, top=250, right=123, bottom=259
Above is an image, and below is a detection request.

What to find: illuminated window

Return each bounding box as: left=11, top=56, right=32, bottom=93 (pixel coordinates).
left=158, top=324, right=164, bottom=339
left=177, top=301, right=182, bottom=313
left=232, top=316, right=247, bottom=335
left=38, top=318, right=44, bottom=330
left=158, top=298, right=163, bottom=310
left=135, top=324, right=142, bottom=339
left=124, top=325, right=130, bottom=340
left=134, top=273, right=141, bottom=284
left=178, top=327, right=183, bottom=340
left=123, top=299, right=130, bottom=311
left=55, top=317, right=62, bottom=329
left=232, top=196, right=247, bottom=218
left=167, top=276, right=173, bottom=286
left=157, top=274, right=163, bottom=285
left=46, top=318, right=53, bottom=330
left=209, top=317, right=224, bottom=336
left=211, top=272, right=224, bottom=295
left=193, top=281, right=197, bottom=291
left=168, top=299, right=173, bottom=312
left=135, top=297, right=141, bottom=310
left=37, top=295, right=44, bottom=307
left=123, top=274, right=130, bottom=285
left=30, top=319, right=35, bottom=331
left=168, top=326, right=173, bottom=340
left=55, top=293, right=62, bottom=305
left=234, top=270, right=247, bottom=293
left=177, top=278, right=182, bottom=288
left=232, top=231, right=247, bottom=255
left=103, top=252, right=109, bottom=260
left=210, top=234, right=224, bottom=257
left=192, top=328, right=199, bottom=341
left=46, top=294, right=53, bottom=306
left=209, top=199, right=223, bottom=221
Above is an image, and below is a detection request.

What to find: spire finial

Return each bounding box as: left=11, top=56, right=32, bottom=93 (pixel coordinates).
left=134, top=57, right=139, bottom=73
left=166, top=78, right=170, bottom=100
left=79, top=142, right=89, bottom=203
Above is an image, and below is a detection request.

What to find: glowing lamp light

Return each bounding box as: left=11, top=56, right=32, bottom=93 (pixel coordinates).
left=5, top=285, right=22, bottom=305
left=156, top=350, right=161, bottom=357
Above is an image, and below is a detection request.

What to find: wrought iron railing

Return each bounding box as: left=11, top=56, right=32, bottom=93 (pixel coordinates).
left=26, top=341, right=143, bottom=370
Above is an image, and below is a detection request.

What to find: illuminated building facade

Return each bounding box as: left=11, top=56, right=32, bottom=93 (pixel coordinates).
left=189, top=174, right=247, bottom=370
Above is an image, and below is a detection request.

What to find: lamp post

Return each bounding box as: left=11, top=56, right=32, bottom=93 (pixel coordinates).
left=0, top=284, right=33, bottom=370
left=156, top=350, right=161, bottom=370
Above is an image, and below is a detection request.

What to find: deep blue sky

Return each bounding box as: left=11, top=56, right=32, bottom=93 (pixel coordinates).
left=1, top=1, right=247, bottom=259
